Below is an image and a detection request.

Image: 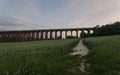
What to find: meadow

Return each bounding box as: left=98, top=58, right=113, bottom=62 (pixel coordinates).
left=83, top=35, right=120, bottom=75
left=0, top=39, right=81, bottom=75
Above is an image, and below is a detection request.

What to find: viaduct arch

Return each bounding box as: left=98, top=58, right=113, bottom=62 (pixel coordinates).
left=0, top=27, right=96, bottom=42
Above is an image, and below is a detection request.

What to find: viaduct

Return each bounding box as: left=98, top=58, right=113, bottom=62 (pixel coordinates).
left=0, top=27, right=96, bottom=42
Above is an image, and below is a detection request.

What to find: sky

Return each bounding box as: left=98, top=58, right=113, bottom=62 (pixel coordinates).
left=0, top=0, right=120, bottom=30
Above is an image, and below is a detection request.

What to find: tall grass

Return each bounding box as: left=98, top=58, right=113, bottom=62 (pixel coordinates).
left=83, top=35, right=120, bottom=75
left=0, top=39, right=80, bottom=75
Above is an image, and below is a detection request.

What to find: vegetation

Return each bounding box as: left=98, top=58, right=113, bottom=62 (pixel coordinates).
left=83, top=35, right=120, bottom=75
left=0, top=39, right=81, bottom=75
left=92, top=22, right=120, bottom=36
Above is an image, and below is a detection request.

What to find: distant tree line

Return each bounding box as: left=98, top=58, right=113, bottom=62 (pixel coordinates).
left=91, top=21, right=120, bottom=36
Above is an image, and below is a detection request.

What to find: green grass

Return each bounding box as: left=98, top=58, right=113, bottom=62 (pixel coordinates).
left=0, top=39, right=81, bottom=75
left=83, top=35, right=120, bottom=75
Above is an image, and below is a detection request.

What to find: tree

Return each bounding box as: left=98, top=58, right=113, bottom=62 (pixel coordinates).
left=92, top=21, right=120, bottom=36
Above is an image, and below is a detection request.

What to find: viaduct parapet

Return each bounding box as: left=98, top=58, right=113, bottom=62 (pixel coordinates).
left=0, top=27, right=96, bottom=42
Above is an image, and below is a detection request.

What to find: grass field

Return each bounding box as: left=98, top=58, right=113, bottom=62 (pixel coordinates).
left=83, top=35, right=120, bottom=75
left=0, top=39, right=81, bottom=75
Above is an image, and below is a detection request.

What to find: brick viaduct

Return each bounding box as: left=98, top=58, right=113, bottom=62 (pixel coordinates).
left=0, top=27, right=96, bottom=42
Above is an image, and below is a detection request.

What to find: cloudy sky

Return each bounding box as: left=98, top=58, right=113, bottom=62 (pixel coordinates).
left=0, top=0, right=120, bottom=30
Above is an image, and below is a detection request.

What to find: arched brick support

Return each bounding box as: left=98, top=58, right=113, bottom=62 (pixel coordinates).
left=55, top=31, right=57, bottom=39
left=0, top=27, right=95, bottom=42
left=45, top=31, right=48, bottom=40
left=80, top=30, right=86, bottom=38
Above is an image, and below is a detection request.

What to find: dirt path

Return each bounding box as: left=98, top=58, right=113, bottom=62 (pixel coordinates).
left=71, top=39, right=89, bottom=56
left=70, top=39, right=89, bottom=73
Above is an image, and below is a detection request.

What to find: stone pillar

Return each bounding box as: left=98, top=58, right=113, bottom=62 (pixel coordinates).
left=21, top=32, right=24, bottom=41
left=18, top=31, right=21, bottom=42
left=7, top=32, right=11, bottom=42
left=24, top=31, right=27, bottom=41
left=6, top=32, right=9, bottom=42
left=2, top=32, right=5, bottom=42
left=0, top=32, right=2, bottom=42
left=11, top=32, right=13, bottom=42
left=38, top=31, right=41, bottom=40
left=80, top=30, right=85, bottom=38
left=41, top=31, right=43, bottom=40
left=15, top=31, right=19, bottom=42
left=12, top=32, right=14, bottom=42
left=76, top=30, right=78, bottom=38
left=0, top=32, right=1, bottom=42
left=20, top=32, right=22, bottom=41
left=1, top=32, right=4, bottom=42
left=14, top=32, right=16, bottom=42
left=13, top=32, right=15, bottom=42
left=7, top=32, right=9, bottom=42
left=17, top=31, right=20, bottom=42
left=36, top=31, right=39, bottom=40
left=24, top=32, right=26, bottom=41
left=71, top=31, right=72, bottom=37
left=8, top=32, right=11, bottom=42
left=60, top=31, right=62, bottom=39
left=31, top=31, right=34, bottom=41
left=50, top=31, right=52, bottom=39
left=87, top=30, right=90, bottom=37
left=34, top=31, right=36, bottom=41
left=34, top=31, right=37, bottom=40
left=27, top=32, right=30, bottom=41
left=55, top=31, right=57, bottom=39
left=5, top=32, right=7, bottom=42
left=12, top=32, right=15, bottom=42
left=25, top=32, right=28, bottom=41
left=14, top=32, right=17, bottom=42
left=3, top=32, right=7, bottom=42
left=92, top=29, right=95, bottom=34
left=17, top=32, right=19, bottom=42
left=45, top=31, right=48, bottom=40
left=11, top=32, right=14, bottom=42
left=21, top=31, right=25, bottom=42
left=65, top=31, right=67, bottom=39
left=4, top=32, right=7, bottom=42
left=21, top=32, right=23, bottom=42
left=29, top=32, right=32, bottom=41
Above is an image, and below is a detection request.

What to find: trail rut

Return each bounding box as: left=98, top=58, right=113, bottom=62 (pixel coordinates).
left=70, top=39, right=89, bottom=73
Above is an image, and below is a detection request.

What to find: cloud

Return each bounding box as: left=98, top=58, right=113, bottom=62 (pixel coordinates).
left=0, top=0, right=120, bottom=30
left=63, top=0, right=120, bottom=16
left=63, top=0, right=120, bottom=27
left=0, top=0, right=41, bottom=18
left=68, top=18, right=88, bottom=28
left=0, top=17, right=47, bottom=31
left=88, top=12, right=120, bottom=25
left=74, top=11, right=120, bottom=28
left=23, top=0, right=40, bottom=17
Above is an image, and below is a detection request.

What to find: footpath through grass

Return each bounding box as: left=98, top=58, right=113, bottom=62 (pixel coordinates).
left=83, top=35, right=120, bottom=75
left=0, top=39, right=80, bottom=75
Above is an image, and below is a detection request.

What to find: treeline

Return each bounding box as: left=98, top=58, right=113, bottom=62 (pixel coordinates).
left=92, top=21, right=120, bottom=36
